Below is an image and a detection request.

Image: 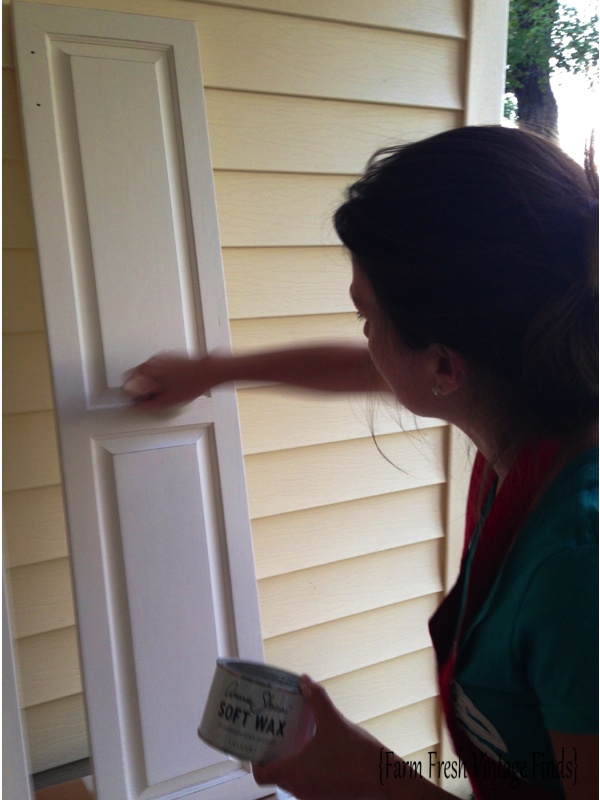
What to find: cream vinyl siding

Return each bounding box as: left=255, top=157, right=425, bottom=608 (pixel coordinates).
left=2, top=0, right=488, bottom=782
left=206, top=0, right=467, bottom=770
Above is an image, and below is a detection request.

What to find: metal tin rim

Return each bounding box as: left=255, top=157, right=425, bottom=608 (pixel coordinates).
left=216, top=658, right=301, bottom=693
left=197, top=725, right=252, bottom=762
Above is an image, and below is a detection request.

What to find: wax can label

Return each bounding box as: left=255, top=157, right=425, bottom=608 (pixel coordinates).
left=198, top=658, right=314, bottom=764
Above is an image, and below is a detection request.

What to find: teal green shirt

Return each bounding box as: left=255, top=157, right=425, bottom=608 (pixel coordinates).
left=454, top=448, right=598, bottom=793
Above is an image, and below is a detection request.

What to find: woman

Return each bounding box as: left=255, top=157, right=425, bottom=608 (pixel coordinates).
left=126, top=126, right=598, bottom=799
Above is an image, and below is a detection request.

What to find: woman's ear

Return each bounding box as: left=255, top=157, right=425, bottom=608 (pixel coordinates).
left=429, top=344, right=468, bottom=396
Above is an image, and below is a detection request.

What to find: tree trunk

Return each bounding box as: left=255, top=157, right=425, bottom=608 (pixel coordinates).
left=513, top=63, right=559, bottom=140
left=511, top=0, right=560, bottom=141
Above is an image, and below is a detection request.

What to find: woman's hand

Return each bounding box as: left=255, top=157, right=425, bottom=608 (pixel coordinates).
left=123, top=352, right=220, bottom=410
left=252, top=676, right=385, bottom=800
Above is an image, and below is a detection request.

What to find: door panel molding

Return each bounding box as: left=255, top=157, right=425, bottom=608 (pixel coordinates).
left=13, top=4, right=266, bottom=797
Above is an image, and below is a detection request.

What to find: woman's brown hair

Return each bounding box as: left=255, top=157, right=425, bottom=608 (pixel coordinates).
left=334, top=125, right=598, bottom=439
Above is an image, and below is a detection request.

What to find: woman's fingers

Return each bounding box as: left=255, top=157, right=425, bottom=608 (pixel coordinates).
left=300, top=675, right=350, bottom=734
left=122, top=352, right=203, bottom=408
left=122, top=371, right=161, bottom=401
left=252, top=751, right=299, bottom=787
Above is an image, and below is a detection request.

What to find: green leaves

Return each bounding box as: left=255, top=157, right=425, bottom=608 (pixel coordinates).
left=506, top=0, right=598, bottom=93
left=552, top=4, right=599, bottom=79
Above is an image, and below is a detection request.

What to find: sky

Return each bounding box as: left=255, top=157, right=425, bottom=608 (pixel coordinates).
left=553, top=71, right=598, bottom=163
left=551, top=0, right=599, bottom=164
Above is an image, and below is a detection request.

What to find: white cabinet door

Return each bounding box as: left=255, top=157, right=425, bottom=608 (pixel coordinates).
left=12, top=4, right=267, bottom=798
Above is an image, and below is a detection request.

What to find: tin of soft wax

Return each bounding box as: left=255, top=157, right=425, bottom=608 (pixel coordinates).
left=198, top=658, right=313, bottom=764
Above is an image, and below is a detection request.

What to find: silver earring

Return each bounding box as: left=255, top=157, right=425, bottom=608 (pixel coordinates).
left=432, top=385, right=443, bottom=396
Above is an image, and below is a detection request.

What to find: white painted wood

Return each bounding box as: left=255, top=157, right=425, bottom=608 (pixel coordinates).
left=111, top=435, right=224, bottom=785
left=464, top=0, right=510, bottom=124
left=13, top=3, right=267, bottom=797
left=69, top=50, right=192, bottom=390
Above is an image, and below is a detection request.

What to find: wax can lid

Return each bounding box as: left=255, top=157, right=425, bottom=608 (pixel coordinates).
left=217, top=658, right=302, bottom=693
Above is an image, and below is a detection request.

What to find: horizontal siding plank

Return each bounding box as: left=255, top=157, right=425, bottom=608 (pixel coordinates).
left=202, top=0, right=467, bottom=38
left=239, top=387, right=375, bottom=455
left=323, top=647, right=437, bottom=723
left=206, top=90, right=460, bottom=174
left=362, top=697, right=438, bottom=760
left=231, top=312, right=363, bottom=353
left=223, top=245, right=353, bottom=319
left=16, top=626, right=82, bottom=707
left=264, top=593, right=442, bottom=680
left=3, top=68, right=25, bottom=160
left=0, top=0, right=467, bottom=70
left=3, top=411, right=62, bottom=492
left=2, top=159, right=37, bottom=249
left=3, top=332, right=54, bottom=414
left=258, top=538, right=443, bottom=637
left=237, top=385, right=443, bottom=455
left=196, top=6, right=463, bottom=109
left=253, top=484, right=444, bottom=578
left=245, top=426, right=446, bottom=518
left=24, top=694, right=89, bottom=774
left=8, top=558, right=76, bottom=639
left=4, top=485, right=69, bottom=568
left=214, top=172, right=348, bottom=247
left=2, top=6, right=14, bottom=68
left=2, top=249, right=46, bottom=333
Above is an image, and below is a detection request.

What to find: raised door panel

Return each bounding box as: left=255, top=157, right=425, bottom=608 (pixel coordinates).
left=13, top=4, right=266, bottom=798
left=69, top=50, right=190, bottom=389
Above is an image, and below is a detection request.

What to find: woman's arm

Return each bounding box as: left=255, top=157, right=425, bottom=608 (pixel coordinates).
left=252, top=677, right=459, bottom=800
left=124, top=343, right=389, bottom=409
